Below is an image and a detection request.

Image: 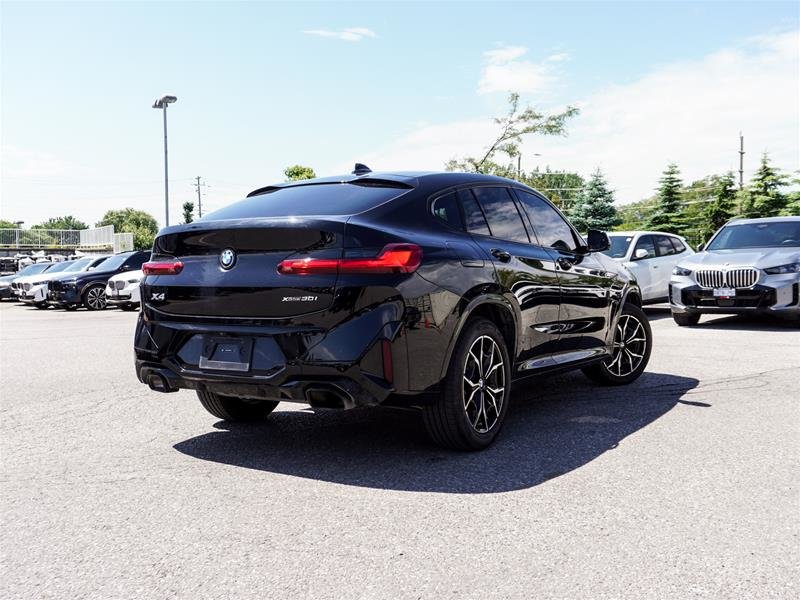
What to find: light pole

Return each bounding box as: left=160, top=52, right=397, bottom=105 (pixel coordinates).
left=152, top=95, right=178, bottom=227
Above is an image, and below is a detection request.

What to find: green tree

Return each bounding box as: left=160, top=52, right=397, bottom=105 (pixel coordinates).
left=567, top=169, right=620, bottom=231
left=182, top=202, right=195, bottom=224
left=32, top=215, right=88, bottom=230
left=524, top=168, right=585, bottom=211
left=446, top=93, right=578, bottom=178
left=96, top=208, right=159, bottom=250
left=0, top=219, right=20, bottom=229
left=701, top=172, right=736, bottom=240
left=739, top=153, right=789, bottom=218
left=646, top=163, right=683, bottom=233
left=779, top=172, right=800, bottom=216
left=284, top=165, right=316, bottom=181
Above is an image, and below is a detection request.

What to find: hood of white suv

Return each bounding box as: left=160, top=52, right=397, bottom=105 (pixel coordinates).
left=678, top=248, right=800, bottom=270
left=107, top=269, right=144, bottom=284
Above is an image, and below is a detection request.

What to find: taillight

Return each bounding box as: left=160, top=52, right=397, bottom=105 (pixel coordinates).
left=278, top=243, right=422, bottom=275
left=142, top=261, right=184, bottom=275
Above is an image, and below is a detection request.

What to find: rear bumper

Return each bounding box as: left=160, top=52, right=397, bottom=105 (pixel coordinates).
left=134, top=302, right=409, bottom=408
left=669, top=274, right=800, bottom=315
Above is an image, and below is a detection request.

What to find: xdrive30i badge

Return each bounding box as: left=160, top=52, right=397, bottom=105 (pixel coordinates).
left=282, top=295, right=318, bottom=302
left=220, top=248, right=237, bottom=270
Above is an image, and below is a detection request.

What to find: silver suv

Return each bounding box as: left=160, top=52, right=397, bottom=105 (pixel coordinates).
left=669, top=216, right=800, bottom=325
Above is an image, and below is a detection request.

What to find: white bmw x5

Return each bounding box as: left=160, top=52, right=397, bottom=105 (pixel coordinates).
left=670, top=216, right=800, bottom=325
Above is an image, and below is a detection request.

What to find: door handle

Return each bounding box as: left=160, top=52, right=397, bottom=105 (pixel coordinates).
left=557, top=256, right=575, bottom=270
left=490, top=248, right=512, bottom=263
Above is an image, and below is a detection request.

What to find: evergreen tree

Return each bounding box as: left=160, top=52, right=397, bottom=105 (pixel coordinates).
left=739, top=154, right=788, bottom=217
left=702, top=172, right=736, bottom=240
left=779, top=173, right=800, bottom=216
left=182, top=202, right=195, bottom=224
left=567, top=168, right=620, bottom=231
left=647, top=163, right=683, bottom=233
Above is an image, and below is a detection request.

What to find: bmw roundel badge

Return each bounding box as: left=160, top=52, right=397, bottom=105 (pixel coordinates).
left=220, top=248, right=237, bottom=270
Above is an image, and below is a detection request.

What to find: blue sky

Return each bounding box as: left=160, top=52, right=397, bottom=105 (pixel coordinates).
left=2, top=1, right=798, bottom=227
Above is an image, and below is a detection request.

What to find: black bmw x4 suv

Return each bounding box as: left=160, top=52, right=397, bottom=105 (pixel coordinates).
left=135, top=168, right=652, bottom=450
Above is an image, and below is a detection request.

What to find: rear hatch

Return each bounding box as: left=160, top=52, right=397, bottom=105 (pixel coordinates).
left=145, top=179, right=414, bottom=319
left=147, top=218, right=346, bottom=318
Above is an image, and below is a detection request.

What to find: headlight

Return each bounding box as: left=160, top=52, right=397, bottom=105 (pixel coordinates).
left=672, top=266, right=692, bottom=276
left=763, top=262, right=800, bottom=275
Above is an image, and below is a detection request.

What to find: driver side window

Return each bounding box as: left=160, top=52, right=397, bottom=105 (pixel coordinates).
left=633, top=235, right=657, bottom=260
left=514, top=190, right=579, bottom=252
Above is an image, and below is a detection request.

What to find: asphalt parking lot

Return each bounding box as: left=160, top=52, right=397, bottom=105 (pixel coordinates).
left=1, top=302, right=798, bottom=599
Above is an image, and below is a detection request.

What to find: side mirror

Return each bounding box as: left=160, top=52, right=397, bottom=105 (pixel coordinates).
left=697, top=242, right=705, bottom=251
left=586, top=229, right=610, bottom=252
left=634, top=248, right=649, bottom=260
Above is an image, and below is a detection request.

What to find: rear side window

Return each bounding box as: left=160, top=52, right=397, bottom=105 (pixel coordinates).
left=633, top=235, right=657, bottom=259
left=515, top=190, right=578, bottom=252
left=458, top=190, right=491, bottom=236
left=470, top=187, right=529, bottom=243
left=204, top=183, right=410, bottom=219
left=432, top=192, right=463, bottom=230
left=655, top=235, right=676, bottom=256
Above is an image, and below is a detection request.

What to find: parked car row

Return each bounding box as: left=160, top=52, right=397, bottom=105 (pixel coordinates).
left=0, top=250, right=148, bottom=311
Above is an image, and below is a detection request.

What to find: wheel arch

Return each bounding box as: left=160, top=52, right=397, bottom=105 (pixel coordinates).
left=438, top=295, right=519, bottom=380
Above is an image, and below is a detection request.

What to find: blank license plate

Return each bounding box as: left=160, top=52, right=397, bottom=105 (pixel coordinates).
left=713, top=287, right=736, bottom=298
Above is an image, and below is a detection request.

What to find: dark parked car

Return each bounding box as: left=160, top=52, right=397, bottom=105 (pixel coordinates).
left=135, top=168, right=652, bottom=450
left=48, top=251, right=150, bottom=310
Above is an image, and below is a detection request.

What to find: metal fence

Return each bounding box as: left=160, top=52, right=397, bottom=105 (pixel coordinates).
left=113, top=232, right=134, bottom=253
left=0, top=228, right=82, bottom=248
left=79, top=225, right=114, bottom=248
left=0, top=226, right=120, bottom=250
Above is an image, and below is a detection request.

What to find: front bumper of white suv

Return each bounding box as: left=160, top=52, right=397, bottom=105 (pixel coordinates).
left=670, top=269, right=800, bottom=317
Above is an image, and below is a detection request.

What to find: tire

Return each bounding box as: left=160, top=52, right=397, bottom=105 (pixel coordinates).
left=422, top=318, right=512, bottom=451
left=196, top=389, right=279, bottom=422
left=34, top=302, right=48, bottom=310
left=83, top=284, right=107, bottom=311
left=672, top=311, right=701, bottom=326
left=64, top=304, right=78, bottom=311
left=119, top=303, right=139, bottom=311
left=582, top=303, right=653, bottom=386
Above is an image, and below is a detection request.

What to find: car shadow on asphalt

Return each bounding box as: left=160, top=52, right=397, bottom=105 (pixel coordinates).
left=696, top=314, right=800, bottom=331
left=173, top=371, right=699, bottom=494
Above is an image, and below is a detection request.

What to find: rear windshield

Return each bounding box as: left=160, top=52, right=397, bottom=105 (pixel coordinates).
left=204, top=183, right=410, bottom=220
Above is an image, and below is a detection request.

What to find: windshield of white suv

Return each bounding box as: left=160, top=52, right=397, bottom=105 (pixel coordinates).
left=64, top=257, right=97, bottom=272
left=41, top=261, right=74, bottom=274
left=707, top=222, right=800, bottom=250
left=601, top=235, right=633, bottom=258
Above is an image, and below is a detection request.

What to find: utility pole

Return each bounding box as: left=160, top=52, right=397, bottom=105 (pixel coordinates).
left=193, top=176, right=206, bottom=218
left=738, top=132, right=745, bottom=190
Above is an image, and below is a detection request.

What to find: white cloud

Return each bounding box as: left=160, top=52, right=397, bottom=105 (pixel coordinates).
left=302, top=27, right=377, bottom=42
left=478, top=45, right=562, bottom=95
left=352, top=30, right=800, bottom=203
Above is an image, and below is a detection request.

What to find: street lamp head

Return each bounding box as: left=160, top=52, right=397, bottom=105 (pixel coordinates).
left=152, top=95, right=178, bottom=108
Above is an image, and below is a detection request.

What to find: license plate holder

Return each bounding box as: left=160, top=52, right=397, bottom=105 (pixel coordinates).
left=713, top=287, right=736, bottom=298
left=199, top=337, right=253, bottom=372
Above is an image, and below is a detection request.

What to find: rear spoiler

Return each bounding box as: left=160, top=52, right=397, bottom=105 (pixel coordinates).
left=247, top=176, right=416, bottom=198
